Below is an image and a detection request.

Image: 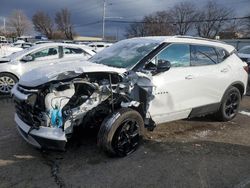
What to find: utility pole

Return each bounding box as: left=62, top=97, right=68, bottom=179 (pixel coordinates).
left=116, top=27, right=119, bottom=41
left=3, top=17, right=6, bottom=34
left=101, top=0, right=122, bottom=41
left=102, top=0, right=106, bottom=40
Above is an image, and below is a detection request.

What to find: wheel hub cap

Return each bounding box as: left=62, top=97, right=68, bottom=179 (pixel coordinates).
left=113, top=119, right=140, bottom=155
left=0, top=76, right=15, bottom=93
left=225, top=92, right=239, bottom=118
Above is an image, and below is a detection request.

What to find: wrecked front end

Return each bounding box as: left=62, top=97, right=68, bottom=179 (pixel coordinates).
left=12, top=71, right=155, bottom=151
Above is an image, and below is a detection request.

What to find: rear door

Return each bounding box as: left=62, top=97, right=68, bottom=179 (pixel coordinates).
left=147, top=43, right=231, bottom=124
left=188, top=45, right=232, bottom=108
left=62, top=47, right=92, bottom=60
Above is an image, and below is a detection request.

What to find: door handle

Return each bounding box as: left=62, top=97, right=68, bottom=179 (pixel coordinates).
left=221, top=68, right=229, bottom=73
left=185, top=75, right=194, bottom=80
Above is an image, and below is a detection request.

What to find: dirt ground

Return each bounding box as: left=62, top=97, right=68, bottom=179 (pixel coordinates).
left=1, top=95, right=250, bottom=188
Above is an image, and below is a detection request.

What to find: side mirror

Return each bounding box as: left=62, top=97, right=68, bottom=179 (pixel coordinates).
left=157, top=59, right=171, bottom=73
left=21, top=55, right=33, bottom=62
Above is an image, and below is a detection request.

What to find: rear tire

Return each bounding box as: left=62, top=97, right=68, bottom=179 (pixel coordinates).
left=97, top=108, right=144, bottom=157
left=216, top=86, right=241, bottom=121
left=0, top=73, right=18, bottom=95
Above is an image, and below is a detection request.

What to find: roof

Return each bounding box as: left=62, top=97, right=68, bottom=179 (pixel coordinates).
left=34, top=42, right=85, bottom=48
left=6, top=42, right=96, bottom=59
left=34, top=42, right=94, bottom=52
left=130, top=36, right=235, bottom=53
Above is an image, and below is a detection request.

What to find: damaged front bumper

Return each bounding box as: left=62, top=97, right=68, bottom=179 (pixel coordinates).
left=15, top=114, right=67, bottom=150
left=12, top=70, right=156, bottom=151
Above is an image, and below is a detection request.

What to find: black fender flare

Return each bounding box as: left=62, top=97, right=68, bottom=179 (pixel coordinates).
left=221, top=81, right=245, bottom=102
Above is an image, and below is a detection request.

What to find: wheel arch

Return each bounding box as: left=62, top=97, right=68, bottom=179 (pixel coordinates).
left=216, top=81, right=243, bottom=121
left=220, top=81, right=245, bottom=102
left=97, top=107, right=144, bottom=157
left=0, top=72, right=19, bottom=81
left=230, top=81, right=245, bottom=97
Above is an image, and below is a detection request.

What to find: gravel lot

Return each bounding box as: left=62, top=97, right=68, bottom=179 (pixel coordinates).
left=1, top=95, right=250, bottom=188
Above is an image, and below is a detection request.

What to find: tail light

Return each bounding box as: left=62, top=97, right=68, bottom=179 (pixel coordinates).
left=243, top=65, right=249, bottom=73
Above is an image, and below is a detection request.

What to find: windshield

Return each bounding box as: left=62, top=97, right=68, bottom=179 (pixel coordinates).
left=89, top=38, right=161, bottom=68
left=6, top=46, right=37, bottom=59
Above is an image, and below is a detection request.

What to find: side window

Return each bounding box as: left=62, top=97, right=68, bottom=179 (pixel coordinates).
left=190, top=45, right=218, bottom=66
left=216, top=48, right=229, bottom=63
left=29, top=47, right=58, bottom=61
left=63, top=47, right=84, bottom=56
left=157, top=44, right=190, bottom=67
left=97, top=45, right=104, bottom=48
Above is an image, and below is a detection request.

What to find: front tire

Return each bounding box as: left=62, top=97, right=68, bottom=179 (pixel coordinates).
left=97, top=108, right=144, bottom=157
left=216, top=86, right=241, bottom=121
left=0, top=73, right=18, bottom=95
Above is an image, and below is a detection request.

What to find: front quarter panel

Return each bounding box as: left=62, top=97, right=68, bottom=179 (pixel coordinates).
left=0, top=61, right=23, bottom=78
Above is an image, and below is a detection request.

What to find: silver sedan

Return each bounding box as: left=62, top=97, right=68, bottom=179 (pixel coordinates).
left=0, top=43, right=95, bottom=94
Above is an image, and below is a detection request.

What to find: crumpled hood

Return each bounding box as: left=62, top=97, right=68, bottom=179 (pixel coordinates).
left=19, top=60, right=127, bottom=87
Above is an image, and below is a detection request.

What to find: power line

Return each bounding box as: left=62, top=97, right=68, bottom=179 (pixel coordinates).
left=74, top=20, right=102, bottom=28
left=73, top=15, right=250, bottom=29
left=105, top=16, right=250, bottom=25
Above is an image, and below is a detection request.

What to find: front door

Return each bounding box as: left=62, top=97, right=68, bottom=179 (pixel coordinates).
left=21, top=46, right=60, bottom=73
left=144, top=43, right=198, bottom=124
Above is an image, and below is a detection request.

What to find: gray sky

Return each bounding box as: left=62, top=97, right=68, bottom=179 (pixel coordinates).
left=0, top=0, right=249, bottom=39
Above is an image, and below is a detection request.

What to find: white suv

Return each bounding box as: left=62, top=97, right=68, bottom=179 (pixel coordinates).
left=12, top=36, right=248, bottom=156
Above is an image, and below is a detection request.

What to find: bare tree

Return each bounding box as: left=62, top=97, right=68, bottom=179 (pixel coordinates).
left=125, top=11, right=175, bottom=38
left=32, top=11, right=54, bottom=39
left=7, top=10, right=32, bottom=37
left=169, top=2, right=197, bottom=35
left=55, top=8, right=74, bottom=40
left=195, top=1, right=233, bottom=38
left=242, top=13, right=250, bottom=37
left=218, top=17, right=247, bottom=39
left=144, top=11, right=176, bottom=36
left=125, top=22, right=146, bottom=38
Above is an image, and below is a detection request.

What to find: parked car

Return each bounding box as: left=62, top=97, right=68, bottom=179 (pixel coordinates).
left=34, top=41, right=53, bottom=45
left=88, top=42, right=112, bottom=52
left=12, top=40, right=26, bottom=47
left=238, top=45, right=250, bottom=86
left=0, top=40, right=8, bottom=44
left=12, top=36, right=248, bottom=156
left=0, top=45, right=23, bottom=58
left=238, top=46, right=250, bottom=63
left=0, top=36, right=8, bottom=44
left=12, top=40, right=33, bottom=49
left=0, top=43, right=95, bottom=94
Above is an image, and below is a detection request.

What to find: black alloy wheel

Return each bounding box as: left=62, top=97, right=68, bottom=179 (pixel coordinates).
left=224, top=91, right=240, bottom=118
left=112, top=118, right=140, bottom=156
left=216, top=86, right=241, bottom=121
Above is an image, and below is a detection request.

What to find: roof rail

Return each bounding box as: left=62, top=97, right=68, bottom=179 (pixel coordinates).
left=174, top=35, right=227, bottom=44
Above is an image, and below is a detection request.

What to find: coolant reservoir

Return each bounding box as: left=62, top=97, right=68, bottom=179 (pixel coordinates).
left=45, top=83, right=75, bottom=127
left=50, top=106, right=63, bottom=128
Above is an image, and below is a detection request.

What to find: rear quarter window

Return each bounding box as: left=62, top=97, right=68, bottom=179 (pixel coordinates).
left=216, top=48, right=229, bottom=63
left=190, top=45, right=218, bottom=66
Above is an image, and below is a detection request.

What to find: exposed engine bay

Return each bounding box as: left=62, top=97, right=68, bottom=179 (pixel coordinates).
left=14, top=71, right=156, bottom=143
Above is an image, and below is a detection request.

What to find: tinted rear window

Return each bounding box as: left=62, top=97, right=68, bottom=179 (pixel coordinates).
left=191, top=45, right=218, bottom=66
